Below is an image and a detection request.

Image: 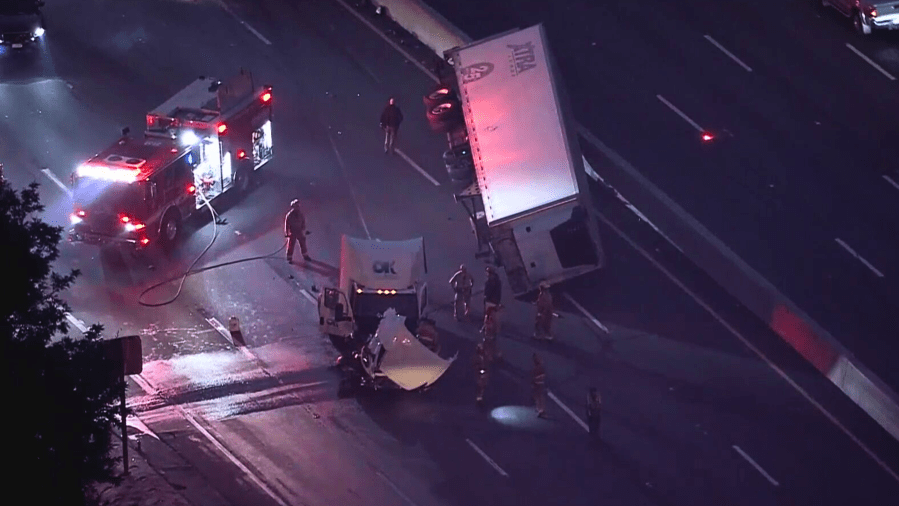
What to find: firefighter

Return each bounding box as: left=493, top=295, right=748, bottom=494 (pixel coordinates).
left=416, top=317, right=440, bottom=354
left=586, top=387, right=602, bottom=440
left=533, top=282, right=554, bottom=341
left=449, top=264, right=474, bottom=321
left=480, top=305, right=502, bottom=363
left=474, top=342, right=489, bottom=405
left=532, top=353, right=548, bottom=418
left=285, top=199, right=311, bottom=263
left=484, top=265, right=502, bottom=312
left=380, top=97, right=404, bottom=155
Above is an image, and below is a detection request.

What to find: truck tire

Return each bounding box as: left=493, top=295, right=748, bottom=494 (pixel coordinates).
left=447, top=165, right=474, bottom=182
left=423, top=86, right=456, bottom=109
left=445, top=157, right=474, bottom=171
left=427, top=101, right=463, bottom=132
left=159, top=210, right=182, bottom=249
left=853, top=12, right=872, bottom=35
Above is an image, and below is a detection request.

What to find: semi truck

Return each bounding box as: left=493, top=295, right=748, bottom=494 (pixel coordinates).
left=427, top=24, right=604, bottom=296
left=318, top=235, right=455, bottom=391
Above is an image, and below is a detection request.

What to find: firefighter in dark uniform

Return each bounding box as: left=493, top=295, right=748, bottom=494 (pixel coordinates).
left=586, top=387, right=602, bottom=439
left=449, top=264, right=474, bottom=321
left=285, top=199, right=311, bottom=263
left=474, top=343, right=489, bottom=405
left=416, top=317, right=440, bottom=354
left=533, top=282, right=554, bottom=341
left=484, top=265, right=502, bottom=332
left=480, top=305, right=502, bottom=363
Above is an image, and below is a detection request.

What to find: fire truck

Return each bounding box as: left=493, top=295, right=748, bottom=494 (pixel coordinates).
left=69, top=70, right=273, bottom=249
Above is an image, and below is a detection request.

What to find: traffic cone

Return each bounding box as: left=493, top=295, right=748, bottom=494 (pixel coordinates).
left=228, top=316, right=245, bottom=346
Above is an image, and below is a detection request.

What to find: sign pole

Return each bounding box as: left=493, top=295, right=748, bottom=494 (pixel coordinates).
left=120, top=352, right=128, bottom=475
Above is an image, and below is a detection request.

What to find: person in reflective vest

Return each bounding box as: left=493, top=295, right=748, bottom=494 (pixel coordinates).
left=284, top=199, right=311, bottom=263
left=480, top=305, right=502, bottom=363
left=449, top=264, right=474, bottom=321
left=533, top=282, right=554, bottom=341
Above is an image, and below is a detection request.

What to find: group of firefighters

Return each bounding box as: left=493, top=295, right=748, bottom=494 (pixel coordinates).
left=285, top=201, right=602, bottom=438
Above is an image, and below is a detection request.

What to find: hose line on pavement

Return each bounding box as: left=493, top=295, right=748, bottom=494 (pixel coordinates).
left=137, top=189, right=287, bottom=307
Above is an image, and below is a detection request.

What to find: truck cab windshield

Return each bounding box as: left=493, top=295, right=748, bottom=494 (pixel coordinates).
left=74, top=177, right=147, bottom=218
left=353, top=292, right=419, bottom=321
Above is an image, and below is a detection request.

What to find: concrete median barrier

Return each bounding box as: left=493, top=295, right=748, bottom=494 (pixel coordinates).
left=369, top=0, right=899, bottom=443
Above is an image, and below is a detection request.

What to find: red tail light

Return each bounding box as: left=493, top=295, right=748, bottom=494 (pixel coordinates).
left=120, top=215, right=131, bottom=223
left=187, top=184, right=196, bottom=194
left=217, top=123, right=228, bottom=134
left=76, top=210, right=86, bottom=217
left=140, top=237, right=150, bottom=246
left=261, top=91, right=272, bottom=103
left=701, top=132, right=715, bottom=142
left=237, top=149, right=247, bottom=159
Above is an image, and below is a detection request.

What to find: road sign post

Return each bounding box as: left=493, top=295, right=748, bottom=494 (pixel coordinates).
left=102, top=336, right=142, bottom=475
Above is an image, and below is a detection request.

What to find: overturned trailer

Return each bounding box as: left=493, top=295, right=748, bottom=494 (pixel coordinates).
left=318, top=236, right=454, bottom=391
left=434, top=24, right=604, bottom=295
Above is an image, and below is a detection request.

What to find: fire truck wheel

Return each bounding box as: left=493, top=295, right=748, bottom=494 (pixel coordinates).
left=160, top=211, right=182, bottom=247
left=236, top=166, right=254, bottom=193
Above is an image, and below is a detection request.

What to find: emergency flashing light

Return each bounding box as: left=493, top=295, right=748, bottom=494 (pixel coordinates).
left=69, top=213, right=83, bottom=225
left=237, top=149, right=247, bottom=159
left=180, top=130, right=200, bottom=146
left=356, top=288, right=363, bottom=294
left=701, top=132, right=715, bottom=142
left=120, top=215, right=131, bottom=223
left=76, top=164, right=141, bottom=183
left=76, top=210, right=86, bottom=217
left=217, top=123, right=228, bottom=134
left=261, top=91, right=272, bottom=103
left=140, top=237, right=150, bottom=246
left=187, top=184, right=196, bottom=194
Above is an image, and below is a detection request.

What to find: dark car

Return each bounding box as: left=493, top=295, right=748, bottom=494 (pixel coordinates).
left=0, top=0, right=45, bottom=49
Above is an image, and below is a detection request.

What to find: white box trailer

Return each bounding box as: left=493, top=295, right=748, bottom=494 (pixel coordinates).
left=446, top=24, right=604, bottom=295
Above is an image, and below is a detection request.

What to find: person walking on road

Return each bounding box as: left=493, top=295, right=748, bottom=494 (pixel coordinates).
left=586, top=387, right=602, bottom=440
left=532, top=353, right=548, bottom=418
left=474, top=342, right=489, bottom=405
left=480, top=305, right=502, bottom=363
left=533, top=282, right=554, bottom=341
left=380, top=97, right=404, bottom=155
left=449, top=264, right=474, bottom=321
left=285, top=199, right=311, bottom=264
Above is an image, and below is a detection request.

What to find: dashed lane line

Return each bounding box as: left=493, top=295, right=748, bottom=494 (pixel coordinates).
left=883, top=175, right=899, bottom=192
left=548, top=390, right=590, bottom=433
left=465, top=438, right=509, bottom=477
left=845, top=43, right=896, bottom=81
left=732, top=445, right=780, bottom=487
left=375, top=471, right=419, bottom=506
left=396, top=148, right=440, bottom=186
left=562, top=292, right=609, bottom=334
left=834, top=238, right=884, bottom=278
left=220, top=4, right=272, bottom=46
left=703, top=35, right=753, bottom=72
left=300, top=289, right=318, bottom=305
left=656, top=94, right=705, bottom=133
left=329, top=130, right=372, bottom=240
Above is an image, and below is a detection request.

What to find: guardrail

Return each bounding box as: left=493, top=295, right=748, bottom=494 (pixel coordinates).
left=366, top=0, right=899, bottom=442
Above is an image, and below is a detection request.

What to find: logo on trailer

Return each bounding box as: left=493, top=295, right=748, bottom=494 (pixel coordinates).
left=460, top=62, right=495, bottom=83
left=372, top=260, right=397, bottom=275
left=507, top=41, right=537, bottom=76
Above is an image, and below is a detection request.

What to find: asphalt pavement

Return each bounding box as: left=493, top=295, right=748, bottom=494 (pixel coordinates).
left=416, top=0, right=899, bottom=398
left=1, top=0, right=898, bottom=505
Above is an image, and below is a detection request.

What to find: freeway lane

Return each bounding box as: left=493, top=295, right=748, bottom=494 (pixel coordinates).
left=416, top=0, right=899, bottom=406
left=1, top=0, right=897, bottom=504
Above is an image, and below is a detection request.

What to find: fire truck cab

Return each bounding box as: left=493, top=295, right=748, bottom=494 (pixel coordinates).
left=69, top=70, right=273, bottom=249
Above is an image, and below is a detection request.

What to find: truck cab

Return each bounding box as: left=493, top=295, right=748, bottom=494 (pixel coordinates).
left=0, top=0, right=45, bottom=49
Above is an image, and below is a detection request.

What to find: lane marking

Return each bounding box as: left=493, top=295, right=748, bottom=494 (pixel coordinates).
left=883, top=175, right=899, bottom=192
left=548, top=390, right=591, bottom=433
left=132, top=373, right=289, bottom=505
left=207, top=317, right=257, bottom=361
left=375, top=471, right=419, bottom=506
left=41, top=168, right=72, bottom=196
left=845, top=43, right=896, bottom=81
left=300, top=289, right=318, bottom=305
left=703, top=35, right=753, bottom=72
left=328, top=131, right=372, bottom=239
left=332, top=0, right=441, bottom=83
left=65, top=312, right=88, bottom=333
left=656, top=94, right=705, bottom=132
left=465, top=438, right=509, bottom=477
left=732, top=445, right=779, bottom=487
left=562, top=292, right=609, bottom=334
left=221, top=5, right=272, bottom=46
left=595, top=212, right=899, bottom=484
left=396, top=148, right=441, bottom=186
left=834, top=238, right=884, bottom=278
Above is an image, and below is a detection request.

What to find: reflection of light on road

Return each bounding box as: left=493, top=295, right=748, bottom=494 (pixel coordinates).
left=489, top=405, right=551, bottom=430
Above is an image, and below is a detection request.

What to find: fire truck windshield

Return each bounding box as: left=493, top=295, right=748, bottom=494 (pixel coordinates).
left=74, top=176, right=147, bottom=218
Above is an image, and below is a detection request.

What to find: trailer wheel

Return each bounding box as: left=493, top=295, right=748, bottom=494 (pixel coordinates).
left=427, top=100, right=463, bottom=132
left=447, top=165, right=474, bottom=182
left=160, top=211, right=182, bottom=249
left=423, top=86, right=455, bottom=109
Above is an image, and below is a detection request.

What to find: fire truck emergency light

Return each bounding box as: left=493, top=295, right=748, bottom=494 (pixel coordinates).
left=237, top=149, right=247, bottom=159
left=180, top=130, right=200, bottom=146
left=261, top=91, right=272, bottom=103
left=217, top=123, right=228, bottom=134
left=76, top=164, right=141, bottom=183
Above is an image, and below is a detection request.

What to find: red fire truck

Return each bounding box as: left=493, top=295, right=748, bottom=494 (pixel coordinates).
left=69, top=69, right=273, bottom=249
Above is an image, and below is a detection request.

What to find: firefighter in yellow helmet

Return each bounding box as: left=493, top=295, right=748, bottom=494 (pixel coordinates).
left=449, top=264, right=474, bottom=321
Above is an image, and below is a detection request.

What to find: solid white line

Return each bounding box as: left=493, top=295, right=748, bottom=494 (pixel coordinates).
left=133, top=374, right=288, bottom=505
left=656, top=95, right=704, bottom=132
left=465, top=438, right=509, bottom=477
left=548, top=390, right=590, bottom=433
left=732, top=445, right=780, bottom=486
left=883, top=175, right=899, bottom=192
left=300, top=289, right=318, bottom=305
left=396, top=149, right=441, bottom=186
left=332, top=0, right=441, bottom=83
left=65, top=312, right=88, bottom=333
left=41, top=168, right=72, bottom=196
left=222, top=5, right=272, bottom=46
left=562, top=292, right=609, bottom=334
left=846, top=43, right=896, bottom=81
left=582, top=156, right=600, bottom=181
left=375, top=471, right=419, bottom=506
left=595, top=212, right=899, bottom=484
left=328, top=132, right=372, bottom=240
left=703, top=35, right=753, bottom=72
left=834, top=238, right=884, bottom=278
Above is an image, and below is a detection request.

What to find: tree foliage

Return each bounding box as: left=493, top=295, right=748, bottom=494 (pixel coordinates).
left=1, top=180, right=122, bottom=505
